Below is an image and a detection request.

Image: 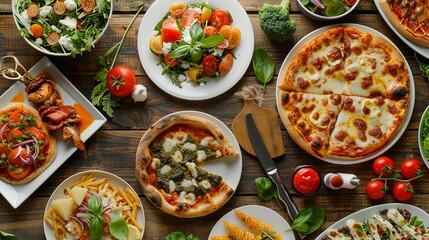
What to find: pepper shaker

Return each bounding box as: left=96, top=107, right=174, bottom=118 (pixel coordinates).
left=324, top=173, right=360, bottom=190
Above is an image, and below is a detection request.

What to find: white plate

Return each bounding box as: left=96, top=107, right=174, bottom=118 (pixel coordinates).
left=0, top=57, right=106, bottom=208
left=43, top=170, right=145, bottom=240
left=209, top=205, right=295, bottom=239
left=374, top=0, right=429, bottom=59
left=315, top=203, right=429, bottom=239
left=137, top=0, right=254, bottom=100
left=276, top=24, right=415, bottom=165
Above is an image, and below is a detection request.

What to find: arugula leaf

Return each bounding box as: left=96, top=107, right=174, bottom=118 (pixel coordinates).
left=0, top=231, right=18, bottom=240
left=109, top=215, right=129, bottom=240
left=286, top=207, right=325, bottom=235
left=201, top=35, right=224, bottom=48
left=252, top=48, right=274, bottom=93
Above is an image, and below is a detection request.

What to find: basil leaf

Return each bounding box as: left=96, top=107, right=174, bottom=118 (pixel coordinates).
left=165, top=231, right=187, bottom=240
left=109, top=215, right=129, bottom=240
left=90, top=217, right=104, bottom=240
left=255, top=177, right=275, bottom=201
left=87, top=195, right=103, bottom=216
left=170, top=44, right=191, bottom=59
left=252, top=48, right=274, bottom=92
left=291, top=207, right=325, bottom=235
left=201, top=35, right=224, bottom=48
left=0, top=231, right=18, bottom=240
left=190, top=48, right=203, bottom=62
left=190, top=22, right=203, bottom=42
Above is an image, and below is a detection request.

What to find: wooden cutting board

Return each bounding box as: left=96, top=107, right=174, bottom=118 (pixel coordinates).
left=232, top=99, right=284, bottom=158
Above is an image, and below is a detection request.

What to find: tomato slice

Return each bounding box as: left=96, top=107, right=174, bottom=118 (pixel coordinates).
left=27, top=4, right=39, bottom=18
left=81, top=0, right=95, bottom=13
left=47, top=32, right=60, bottom=45
left=161, top=17, right=181, bottom=43
left=164, top=53, right=178, bottom=68
left=8, top=147, right=27, bottom=166
left=202, top=55, right=219, bottom=76
left=203, top=26, right=218, bottom=37
left=219, top=53, right=233, bottom=74
left=53, top=1, right=67, bottom=15
left=209, top=9, right=230, bottom=29
left=169, top=3, right=188, bottom=18
left=180, top=9, right=202, bottom=28
left=7, top=165, right=31, bottom=180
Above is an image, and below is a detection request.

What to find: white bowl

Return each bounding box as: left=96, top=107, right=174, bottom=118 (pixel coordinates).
left=418, top=105, right=429, bottom=169
left=12, top=0, right=113, bottom=56
left=295, top=0, right=360, bottom=21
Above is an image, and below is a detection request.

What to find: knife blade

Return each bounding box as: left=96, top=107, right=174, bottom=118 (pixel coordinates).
left=245, top=113, right=305, bottom=239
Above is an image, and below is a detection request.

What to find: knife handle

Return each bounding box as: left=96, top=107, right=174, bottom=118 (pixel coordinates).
left=267, top=169, right=299, bottom=219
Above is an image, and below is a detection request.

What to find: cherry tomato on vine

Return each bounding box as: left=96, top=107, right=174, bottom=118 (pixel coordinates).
left=400, top=159, right=421, bottom=179
left=392, top=182, right=414, bottom=202
left=365, top=180, right=386, bottom=200
left=202, top=55, right=218, bottom=75
left=372, top=156, right=395, bottom=177
left=106, top=66, right=136, bottom=98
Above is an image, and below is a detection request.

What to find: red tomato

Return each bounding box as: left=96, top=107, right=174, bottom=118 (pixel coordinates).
left=209, top=9, right=230, bottom=29
left=7, top=165, right=31, bottom=180
left=365, top=180, right=386, bottom=200
left=372, top=156, right=395, bottom=177
left=106, top=66, right=136, bottom=98
left=392, top=182, right=414, bottom=202
left=219, top=53, right=233, bottom=74
left=344, top=0, right=357, bottom=7
left=161, top=17, right=181, bottom=43
left=180, top=9, right=202, bottom=28
left=202, top=55, right=219, bottom=75
left=203, top=26, right=218, bottom=37
left=400, top=159, right=421, bottom=179
left=292, top=167, right=321, bottom=195
left=8, top=148, right=27, bottom=166
left=169, top=3, right=188, bottom=18
left=164, top=53, right=178, bottom=68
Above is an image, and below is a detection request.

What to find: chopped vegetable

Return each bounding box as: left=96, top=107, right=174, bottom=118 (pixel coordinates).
left=252, top=48, right=274, bottom=92
left=301, top=0, right=356, bottom=17
left=165, top=231, right=200, bottom=240
left=53, top=1, right=66, bottom=15
left=285, top=207, right=325, bottom=235
left=258, top=0, right=297, bottom=42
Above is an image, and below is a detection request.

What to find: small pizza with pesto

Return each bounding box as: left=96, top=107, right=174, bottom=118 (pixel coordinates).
left=0, top=103, right=56, bottom=184
left=136, top=114, right=238, bottom=218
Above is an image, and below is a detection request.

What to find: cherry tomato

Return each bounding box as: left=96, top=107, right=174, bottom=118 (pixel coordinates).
left=7, top=165, right=31, bottom=180
left=8, top=147, right=27, bottom=166
left=27, top=4, right=39, bottom=18
left=292, top=167, right=321, bottom=195
left=400, top=159, right=421, bottom=179
left=53, top=1, right=67, bottom=15
left=106, top=66, right=136, bottom=98
left=219, top=53, right=233, bottom=74
left=219, top=25, right=241, bottom=49
left=161, top=17, right=181, bottom=43
left=209, top=9, right=230, bottom=29
left=46, top=32, right=60, bottom=45
left=202, top=55, right=219, bottom=76
left=344, top=0, right=358, bottom=7
left=203, top=26, right=218, bottom=37
left=180, top=9, right=202, bottom=28
left=30, top=24, right=44, bottom=38
left=392, top=182, right=414, bottom=202
left=372, top=156, right=395, bottom=177
left=164, top=53, right=178, bottom=68
left=188, top=68, right=203, bottom=82
left=81, top=0, right=95, bottom=13
left=365, top=180, right=386, bottom=200
left=168, top=3, right=188, bottom=18
left=27, top=127, right=44, bottom=141
left=200, top=6, right=211, bottom=22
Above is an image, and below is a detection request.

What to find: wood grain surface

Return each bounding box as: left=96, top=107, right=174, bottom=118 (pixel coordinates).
left=1, top=0, right=429, bottom=239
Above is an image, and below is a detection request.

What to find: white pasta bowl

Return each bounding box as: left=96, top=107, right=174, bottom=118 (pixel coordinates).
left=295, top=0, right=360, bottom=21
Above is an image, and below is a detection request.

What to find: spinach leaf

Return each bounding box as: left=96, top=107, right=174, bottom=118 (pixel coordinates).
left=322, top=0, right=346, bottom=16
left=0, top=231, right=18, bottom=240
left=286, top=207, right=325, bottom=235
left=201, top=35, right=224, bottom=48
left=252, top=48, right=274, bottom=92
left=109, top=215, right=129, bottom=240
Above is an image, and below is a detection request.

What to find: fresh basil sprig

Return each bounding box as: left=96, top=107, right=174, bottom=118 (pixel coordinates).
left=255, top=177, right=280, bottom=205
left=252, top=48, right=274, bottom=93
left=165, top=231, right=200, bottom=240
left=0, top=231, right=18, bottom=240
left=285, top=207, right=325, bottom=235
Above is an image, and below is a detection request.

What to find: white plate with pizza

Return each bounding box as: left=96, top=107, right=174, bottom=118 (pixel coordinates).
left=315, top=203, right=429, bottom=239
left=0, top=57, right=106, bottom=208
left=276, top=24, right=415, bottom=165
left=43, top=170, right=145, bottom=240
left=209, top=205, right=295, bottom=239
left=135, top=110, right=242, bottom=218
left=137, top=0, right=254, bottom=100
left=374, top=0, right=429, bottom=58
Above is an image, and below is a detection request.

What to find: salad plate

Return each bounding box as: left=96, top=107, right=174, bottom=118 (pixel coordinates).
left=0, top=57, right=106, bottom=208
left=418, top=105, right=429, bottom=170
left=137, top=0, right=254, bottom=100
left=209, top=205, right=295, bottom=239
left=374, top=0, right=429, bottom=59
left=276, top=23, right=415, bottom=165
left=43, top=170, right=145, bottom=240
left=315, top=203, right=429, bottom=239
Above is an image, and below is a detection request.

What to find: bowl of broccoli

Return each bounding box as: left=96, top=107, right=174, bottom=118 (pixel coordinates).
left=295, top=0, right=360, bottom=21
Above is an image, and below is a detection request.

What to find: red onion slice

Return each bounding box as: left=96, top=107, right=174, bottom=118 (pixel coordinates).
left=13, top=138, right=36, bottom=148
left=0, top=122, right=9, bottom=140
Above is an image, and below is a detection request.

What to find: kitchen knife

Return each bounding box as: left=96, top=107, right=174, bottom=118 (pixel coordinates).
left=245, top=113, right=305, bottom=239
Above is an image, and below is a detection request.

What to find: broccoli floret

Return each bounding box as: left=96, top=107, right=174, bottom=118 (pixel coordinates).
left=259, top=0, right=297, bottom=42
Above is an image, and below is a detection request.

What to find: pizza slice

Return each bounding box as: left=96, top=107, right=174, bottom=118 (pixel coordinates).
left=135, top=114, right=238, bottom=217
left=278, top=90, right=344, bottom=158
left=278, top=26, right=347, bottom=94
left=343, top=26, right=410, bottom=100
left=327, top=95, right=408, bottom=159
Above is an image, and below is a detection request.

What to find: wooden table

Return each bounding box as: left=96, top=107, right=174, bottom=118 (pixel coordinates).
left=1, top=0, right=429, bottom=239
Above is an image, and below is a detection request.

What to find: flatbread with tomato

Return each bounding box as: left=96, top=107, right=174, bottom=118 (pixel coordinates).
left=0, top=103, right=56, bottom=184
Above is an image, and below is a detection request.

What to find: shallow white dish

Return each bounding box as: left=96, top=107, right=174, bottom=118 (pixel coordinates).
left=137, top=0, right=254, bottom=100
left=315, top=203, right=429, bottom=239
left=0, top=57, right=106, bottom=208
left=374, top=0, right=429, bottom=59
left=418, top=105, right=429, bottom=170
left=276, top=23, right=415, bottom=165
left=43, top=170, right=145, bottom=240
left=209, top=205, right=295, bottom=239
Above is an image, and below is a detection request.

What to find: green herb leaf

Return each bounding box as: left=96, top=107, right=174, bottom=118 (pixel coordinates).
left=301, top=0, right=310, bottom=6
left=288, top=207, right=325, bottom=235
left=252, top=48, right=274, bottom=93
left=87, top=195, right=103, bottom=217
left=201, top=35, right=224, bottom=48
left=170, top=44, right=192, bottom=59
left=190, top=48, right=203, bottom=62
left=165, top=231, right=187, bottom=240
left=109, top=215, right=129, bottom=240
left=90, top=217, right=104, bottom=240
left=0, top=231, right=18, bottom=240
left=155, top=12, right=170, bottom=32
left=322, top=0, right=346, bottom=16
left=190, top=22, right=204, bottom=42
left=255, top=177, right=275, bottom=201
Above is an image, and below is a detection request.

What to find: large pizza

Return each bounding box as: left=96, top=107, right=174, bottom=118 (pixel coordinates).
left=379, top=0, right=429, bottom=47
left=277, top=25, right=411, bottom=160
left=0, top=103, right=56, bottom=184
left=136, top=113, right=239, bottom=217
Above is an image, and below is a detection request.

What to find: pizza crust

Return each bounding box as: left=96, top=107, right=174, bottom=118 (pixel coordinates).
left=380, top=1, right=429, bottom=47
left=0, top=103, right=56, bottom=184
left=135, top=113, right=238, bottom=217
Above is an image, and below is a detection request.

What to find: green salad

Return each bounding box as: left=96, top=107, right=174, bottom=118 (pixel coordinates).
left=14, top=0, right=111, bottom=57
left=301, top=0, right=357, bottom=17
left=421, top=108, right=429, bottom=161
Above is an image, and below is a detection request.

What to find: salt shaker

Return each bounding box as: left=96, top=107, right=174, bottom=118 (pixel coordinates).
left=324, top=173, right=360, bottom=190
